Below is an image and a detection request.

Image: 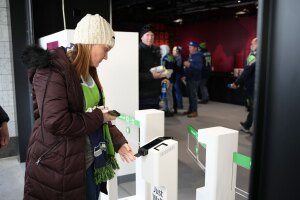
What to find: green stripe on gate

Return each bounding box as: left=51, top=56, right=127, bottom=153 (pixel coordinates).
left=233, top=152, right=251, bottom=169
left=118, top=114, right=140, bottom=127
left=187, top=125, right=198, bottom=140
left=187, top=125, right=206, bottom=148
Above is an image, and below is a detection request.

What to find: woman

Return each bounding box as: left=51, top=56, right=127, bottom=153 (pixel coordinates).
left=22, top=14, right=135, bottom=200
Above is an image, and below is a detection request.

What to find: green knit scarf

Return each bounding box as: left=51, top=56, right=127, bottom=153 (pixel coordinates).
left=81, top=77, right=119, bottom=184
left=94, top=123, right=120, bottom=185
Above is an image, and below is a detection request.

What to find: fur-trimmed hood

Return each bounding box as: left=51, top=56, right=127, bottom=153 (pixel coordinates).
left=21, top=45, right=52, bottom=69
left=22, top=46, right=70, bottom=83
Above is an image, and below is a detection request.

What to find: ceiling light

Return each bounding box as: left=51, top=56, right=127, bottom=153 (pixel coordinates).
left=173, top=18, right=183, bottom=23
left=238, top=0, right=241, bottom=3
left=236, top=8, right=249, bottom=15
left=147, top=6, right=153, bottom=10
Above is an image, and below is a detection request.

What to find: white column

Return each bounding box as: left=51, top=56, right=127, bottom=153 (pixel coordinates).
left=102, top=109, right=165, bottom=200
left=135, top=109, right=165, bottom=200
left=141, top=139, right=178, bottom=200
left=196, top=126, right=238, bottom=200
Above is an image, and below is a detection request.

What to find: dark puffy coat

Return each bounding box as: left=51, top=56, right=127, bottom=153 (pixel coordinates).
left=139, top=42, right=161, bottom=99
left=22, top=46, right=127, bottom=200
left=234, top=54, right=256, bottom=98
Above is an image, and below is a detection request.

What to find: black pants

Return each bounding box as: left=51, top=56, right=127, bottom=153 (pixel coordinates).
left=243, top=96, right=253, bottom=129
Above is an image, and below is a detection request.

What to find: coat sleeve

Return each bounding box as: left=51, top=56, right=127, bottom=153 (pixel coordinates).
left=0, top=106, right=9, bottom=125
left=139, top=71, right=154, bottom=81
left=34, top=69, right=104, bottom=137
left=108, top=122, right=128, bottom=153
left=235, top=63, right=255, bottom=86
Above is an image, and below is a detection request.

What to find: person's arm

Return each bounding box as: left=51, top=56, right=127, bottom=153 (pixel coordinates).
left=108, top=122, right=135, bottom=162
left=34, top=69, right=104, bottom=137
left=0, top=106, right=10, bottom=147
left=108, top=122, right=127, bottom=152
left=139, top=71, right=156, bottom=81
left=235, top=62, right=255, bottom=86
left=0, top=106, right=9, bottom=125
left=0, top=122, right=9, bottom=147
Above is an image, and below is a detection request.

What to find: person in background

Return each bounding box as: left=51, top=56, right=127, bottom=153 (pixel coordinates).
left=22, top=14, right=135, bottom=200
left=0, top=105, right=9, bottom=148
left=160, top=44, right=176, bottom=117
left=172, top=46, right=184, bottom=110
left=139, top=24, right=170, bottom=110
left=229, top=37, right=257, bottom=134
left=182, top=41, right=203, bottom=118
left=198, top=42, right=212, bottom=104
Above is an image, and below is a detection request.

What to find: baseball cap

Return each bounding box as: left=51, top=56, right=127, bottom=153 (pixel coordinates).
left=189, top=41, right=199, bottom=47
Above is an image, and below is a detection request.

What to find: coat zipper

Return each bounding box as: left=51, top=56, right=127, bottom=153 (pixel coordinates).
left=35, top=138, right=64, bottom=165
left=39, top=69, right=53, bottom=142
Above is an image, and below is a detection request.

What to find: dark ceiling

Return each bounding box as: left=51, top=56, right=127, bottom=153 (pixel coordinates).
left=112, top=0, right=258, bottom=25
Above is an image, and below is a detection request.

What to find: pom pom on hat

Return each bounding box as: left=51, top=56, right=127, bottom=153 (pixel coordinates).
left=74, top=14, right=115, bottom=47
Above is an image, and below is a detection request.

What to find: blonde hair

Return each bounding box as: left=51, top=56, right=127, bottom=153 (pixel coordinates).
left=67, top=44, right=102, bottom=89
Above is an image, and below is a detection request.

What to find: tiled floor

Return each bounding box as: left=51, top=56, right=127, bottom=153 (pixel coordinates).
left=0, top=99, right=252, bottom=200
left=0, top=156, right=25, bottom=200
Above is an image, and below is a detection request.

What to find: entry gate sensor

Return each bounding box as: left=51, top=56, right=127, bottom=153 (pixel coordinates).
left=135, top=136, right=173, bottom=157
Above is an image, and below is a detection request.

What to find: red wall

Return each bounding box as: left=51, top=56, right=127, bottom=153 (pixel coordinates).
left=173, top=16, right=257, bottom=72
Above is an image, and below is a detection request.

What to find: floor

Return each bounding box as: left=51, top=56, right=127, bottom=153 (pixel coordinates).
left=0, top=99, right=252, bottom=200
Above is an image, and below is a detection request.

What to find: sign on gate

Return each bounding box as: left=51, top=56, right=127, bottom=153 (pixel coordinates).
left=152, top=186, right=167, bottom=200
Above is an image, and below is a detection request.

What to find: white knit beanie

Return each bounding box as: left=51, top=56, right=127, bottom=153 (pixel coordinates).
left=160, top=45, right=170, bottom=58
left=74, top=14, right=115, bottom=47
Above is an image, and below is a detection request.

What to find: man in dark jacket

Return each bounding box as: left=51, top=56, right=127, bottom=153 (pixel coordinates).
left=139, top=24, right=168, bottom=109
left=230, top=37, right=257, bottom=134
left=0, top=105, right=9, bottom=148
left=183, top=41, right=203, bottom=118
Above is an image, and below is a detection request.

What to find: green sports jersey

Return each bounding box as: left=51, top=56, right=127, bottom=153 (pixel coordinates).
left=81, top=75, right=100, bottom=110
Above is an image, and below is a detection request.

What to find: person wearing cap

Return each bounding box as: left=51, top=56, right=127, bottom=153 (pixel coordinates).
left=198, top=42, right=212, bottom=104
left=22, top=14, right=135, bottom=200
left=0, top=105, right=10, bottom=148
left=139, top=24, right=170, bottom=110
left=172, top=46, right=184, bottom=110
left=182, top=41, right=203, bottom=118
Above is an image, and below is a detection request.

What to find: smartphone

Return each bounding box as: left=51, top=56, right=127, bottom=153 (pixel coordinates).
left=107, top=110, right=121, bottom=117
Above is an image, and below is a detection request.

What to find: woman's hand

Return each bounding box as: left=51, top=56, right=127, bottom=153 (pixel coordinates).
left=103, top=112, right=117, bottom=123
left=97, top=107, right=117, bottom=123
left=118, top=143, right=136, bottom=163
